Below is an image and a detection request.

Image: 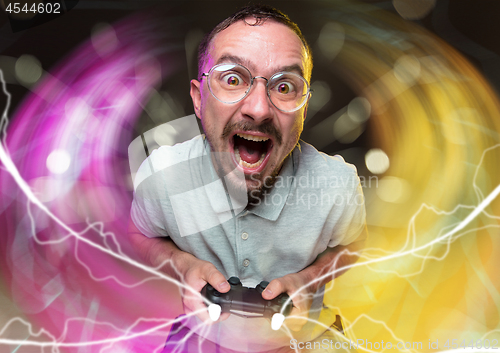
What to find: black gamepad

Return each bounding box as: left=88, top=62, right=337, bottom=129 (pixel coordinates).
left=201, top=276, right=293, bottom=330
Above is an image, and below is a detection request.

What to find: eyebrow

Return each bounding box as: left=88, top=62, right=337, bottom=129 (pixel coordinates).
left=216, top=54, right=305, bottom=78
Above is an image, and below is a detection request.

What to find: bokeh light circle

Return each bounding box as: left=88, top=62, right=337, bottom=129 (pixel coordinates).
left=46, top=149, right=71, bottom=174
left=365, top=148, right=390, bottom=174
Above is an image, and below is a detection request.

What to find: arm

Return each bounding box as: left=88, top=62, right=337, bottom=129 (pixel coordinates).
left=297, top=227, right=366, bottom=293
left=262, top=226, right=367, bottom=331
left=128, top=218, right=230, bottom=322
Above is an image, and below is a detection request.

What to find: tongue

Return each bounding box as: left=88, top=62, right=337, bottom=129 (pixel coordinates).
left=236, top=138, right=265, bottom=164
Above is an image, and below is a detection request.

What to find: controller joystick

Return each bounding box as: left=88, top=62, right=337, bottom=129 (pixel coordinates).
left=257, top=281, right=269, bottom=293
left=201, top=277, right=293, bottom=330
left=228, top=277, right=242, bottom=286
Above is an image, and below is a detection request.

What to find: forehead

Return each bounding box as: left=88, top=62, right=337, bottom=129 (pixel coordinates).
left=206, top=20, right=308, bottom=76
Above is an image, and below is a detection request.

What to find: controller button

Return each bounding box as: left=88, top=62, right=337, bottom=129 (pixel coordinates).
left=213, top=291, right=220, bottom=297
left=257, top=281, right=269, bottom=293
left=241, top=232, right=249, bottom=240
left=228, top=277, right=241, bottom=286
left=242, top=259, right=250, bottom=267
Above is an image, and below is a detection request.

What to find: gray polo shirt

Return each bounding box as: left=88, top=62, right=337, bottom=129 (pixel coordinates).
left=131, top=135, right=366, bottom=350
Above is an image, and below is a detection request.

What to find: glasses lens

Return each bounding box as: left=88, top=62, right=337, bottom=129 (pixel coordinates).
left=268, top=72, right=309, bottom=112
left=208, top=64, right=251, bottom=104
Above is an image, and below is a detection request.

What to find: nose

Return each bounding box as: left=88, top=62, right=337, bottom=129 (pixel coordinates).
left=239, top=77, right=274, bottom=123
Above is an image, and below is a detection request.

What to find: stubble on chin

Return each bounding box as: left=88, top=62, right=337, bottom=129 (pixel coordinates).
left=246, top=158, right=286, bottom=204
left=247, top=174, right=274, bottom=205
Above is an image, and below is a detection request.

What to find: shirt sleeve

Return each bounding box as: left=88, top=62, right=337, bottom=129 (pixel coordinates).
left=130, top=192, right=169, bottom=238
left=327, top=174, right=367, bottom=247
left=130, top=157, right=170, bottom=239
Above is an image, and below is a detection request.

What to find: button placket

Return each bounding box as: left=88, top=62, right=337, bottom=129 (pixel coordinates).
left=238, top=213, right=252, bottom=271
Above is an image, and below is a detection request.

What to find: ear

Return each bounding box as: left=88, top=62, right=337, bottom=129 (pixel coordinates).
left=302, top=91, right=312, bottom=121
left=190, top=79, right=202, bottom=119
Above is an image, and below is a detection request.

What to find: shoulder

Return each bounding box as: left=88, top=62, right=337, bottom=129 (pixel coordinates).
left=150, top=134, right=205, bottom=165
left=295, top=140, right=359, bottom=178
left=133, top=135, right=205, bottom=190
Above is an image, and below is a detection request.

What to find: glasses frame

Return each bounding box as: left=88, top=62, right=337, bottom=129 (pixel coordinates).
left=200, top=63, right=311, bottom=113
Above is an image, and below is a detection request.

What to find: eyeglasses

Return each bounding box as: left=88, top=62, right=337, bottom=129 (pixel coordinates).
left=201, top=63, right=311, bottom=113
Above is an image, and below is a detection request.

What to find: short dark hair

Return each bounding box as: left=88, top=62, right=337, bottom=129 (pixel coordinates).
left=197, top=4, right=313, bottom=80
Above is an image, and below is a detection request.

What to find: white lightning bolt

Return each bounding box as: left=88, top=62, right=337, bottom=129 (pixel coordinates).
left=0, top=70, right=218, bottom=352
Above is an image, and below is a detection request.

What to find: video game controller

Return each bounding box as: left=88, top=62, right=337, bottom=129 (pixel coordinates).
left=201, top=276, right=293, bottom=330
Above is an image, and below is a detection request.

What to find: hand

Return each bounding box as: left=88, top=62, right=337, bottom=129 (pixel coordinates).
left=261, top=272, right=314, bottom=331
left=128, top=220, right=232, bottom=325
left=175, top=253, right=231, bottom=324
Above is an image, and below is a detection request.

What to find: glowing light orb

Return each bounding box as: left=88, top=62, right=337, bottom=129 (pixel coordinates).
left=46, top=149, right=71, bottom=174
left=15, top=54, right=42, bottom=85
left=365, top=148, right=390, bottom=174
left=376, top=176, right=411, bottom=203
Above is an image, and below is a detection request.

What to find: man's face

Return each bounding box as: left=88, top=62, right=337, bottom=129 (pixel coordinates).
left=190, top=19, right=310, bottom=195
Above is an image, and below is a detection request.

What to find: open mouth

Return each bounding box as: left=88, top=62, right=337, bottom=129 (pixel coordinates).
left=231, top=132, right=273, bottom=173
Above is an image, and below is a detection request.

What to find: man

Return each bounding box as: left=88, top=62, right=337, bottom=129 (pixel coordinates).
left=129, top=4, right=367, bottom=352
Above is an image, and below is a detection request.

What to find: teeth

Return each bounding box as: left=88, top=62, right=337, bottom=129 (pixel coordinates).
left=236, top=133, right=269, bottom=142
left=234, top=146, right=266, bottom=169
left=235, top=147, right=241, bottom=162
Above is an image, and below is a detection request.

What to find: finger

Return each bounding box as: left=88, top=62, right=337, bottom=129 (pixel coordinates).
left=217, top=311, right=231, bottom=323
left=202, top=265, right=230, bottom=293
left=184, top=295, right=212, bottom=323
left=261, top=278, right=285, bottom=300
left=285, top=317, right=308, bottom=332
left=285, top=307, right=308, bottom=332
